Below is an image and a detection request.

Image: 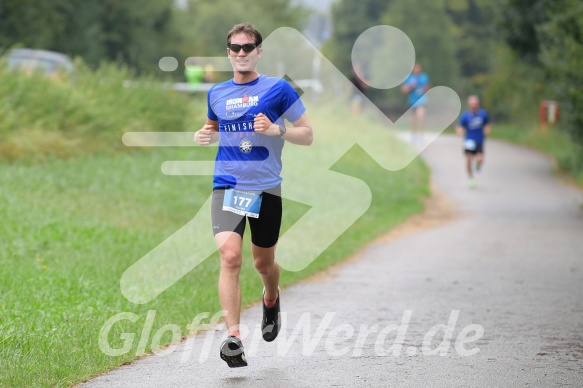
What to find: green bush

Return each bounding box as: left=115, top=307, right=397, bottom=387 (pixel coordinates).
left=481, top=44, right=547, bottom=122
left=539, top=0, right=583, bottom=147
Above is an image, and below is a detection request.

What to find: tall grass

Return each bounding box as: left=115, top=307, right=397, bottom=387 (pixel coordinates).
left=0, top=59, right=193, bottom=162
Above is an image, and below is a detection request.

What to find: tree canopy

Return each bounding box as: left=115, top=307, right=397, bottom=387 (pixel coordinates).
left=0, top=0, right=304, bottom=74
left=496, top=0, right=583, bottom=144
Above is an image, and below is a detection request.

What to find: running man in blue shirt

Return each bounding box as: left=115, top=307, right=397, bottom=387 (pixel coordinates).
left=401, top=63, right=430, bottom=143
left=194, top=23, right=313, bottom=367
left=456, top=95, right=491, bottom=188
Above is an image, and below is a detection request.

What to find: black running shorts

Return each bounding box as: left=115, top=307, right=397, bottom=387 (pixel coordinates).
left=211, top=186, right=282, bottom=248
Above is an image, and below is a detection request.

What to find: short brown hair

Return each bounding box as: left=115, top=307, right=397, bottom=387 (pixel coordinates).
left=227, top=23, right=263, bottom=47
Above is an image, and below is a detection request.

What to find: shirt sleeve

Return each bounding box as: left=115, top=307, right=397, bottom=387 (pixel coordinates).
left=207, top=85, right=218, bottom=121
left=482, top=110, right=490, bottom=125
left=279, top=80, right=306, bottom=123
left=459, top=112, right=468, bottom=128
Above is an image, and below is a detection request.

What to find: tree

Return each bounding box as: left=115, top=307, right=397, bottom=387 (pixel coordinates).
left=0, top=0, right=72, bottom=50
left=382, top=0, right=460, bottom=88
left=495, top=0, right=583, bottom=146
left=0, top=0, right=176, bottom=74
left=481, top=44, right=546, bottom=121
left=325, top=0, right=394, bottom=74
left=445, top=0, right=496, bottom=94
left=496, top=0, right=550, bottom=64
left=539, top=0, right=583, bottom=146
left=172, top=0, right=305, bottom=57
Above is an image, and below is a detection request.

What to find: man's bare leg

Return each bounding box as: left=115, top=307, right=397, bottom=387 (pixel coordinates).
left=415, top=105, right=426, bottom=142
left=252, top=244, right=279, bottom=302
left=216, top=231, right=243, bottom=336
left=254, top=243, right=281, bottom=342
left=466, top=153, right=477, bottom=188
left=476, top=152, right=484, bottom=172
left=466, top=153, right=474, bottom=178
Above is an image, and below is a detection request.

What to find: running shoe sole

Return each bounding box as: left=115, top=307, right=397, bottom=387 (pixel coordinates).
left=220, top=336, right=248, bottom=368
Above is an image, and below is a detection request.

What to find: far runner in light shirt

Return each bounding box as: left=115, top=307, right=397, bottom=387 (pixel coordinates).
left=401, top=63, right=430, bottom=144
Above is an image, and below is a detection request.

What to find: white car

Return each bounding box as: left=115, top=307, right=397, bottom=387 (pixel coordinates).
left=7, top=48, right=74, bottom=80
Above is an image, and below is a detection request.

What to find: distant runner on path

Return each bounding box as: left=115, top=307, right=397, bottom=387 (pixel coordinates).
left=456, top=95, right=491, bottom=188
left=401, top=63, right=430, bottom=144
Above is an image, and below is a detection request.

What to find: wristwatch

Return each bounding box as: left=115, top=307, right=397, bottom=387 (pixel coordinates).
left=278, top=125, right=287, bottom=137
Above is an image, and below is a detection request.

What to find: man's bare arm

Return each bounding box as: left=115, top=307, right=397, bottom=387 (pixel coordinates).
left=194, top=119, right=219, bottom=145
left=254, top=113, right=313, bottom=146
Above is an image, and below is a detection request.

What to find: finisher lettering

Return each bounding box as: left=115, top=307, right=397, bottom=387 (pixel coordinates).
left=222, top=120, right=255, bottom=132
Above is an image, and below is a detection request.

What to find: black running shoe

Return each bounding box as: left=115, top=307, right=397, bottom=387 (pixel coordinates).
left=220, top=336, right=248, bottom=368
left=261, top=286, right=281, bottom=342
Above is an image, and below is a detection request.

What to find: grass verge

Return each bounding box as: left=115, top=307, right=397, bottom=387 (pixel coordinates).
left=491, top=123, right=583, bottom=185
left=0, top=105, right=429, bottom=386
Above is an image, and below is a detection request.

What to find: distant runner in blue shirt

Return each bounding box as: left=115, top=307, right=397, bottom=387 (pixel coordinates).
left=401, top=63, right=430, bottom=143
left=194, top=23, right=313, bottom=368
left=456, top=95, right=491, bottom=188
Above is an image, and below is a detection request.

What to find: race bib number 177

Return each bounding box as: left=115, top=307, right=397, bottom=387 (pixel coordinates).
left=222, top=188, right=263, bottom=218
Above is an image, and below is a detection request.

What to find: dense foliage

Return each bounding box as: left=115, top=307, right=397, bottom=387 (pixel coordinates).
left=326, top=0, right=582, bottom=148
left=0, top=0, right=304, bottom=74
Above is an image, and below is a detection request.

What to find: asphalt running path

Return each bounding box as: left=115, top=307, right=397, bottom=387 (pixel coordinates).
left=82, top=135, right=583, bottom=387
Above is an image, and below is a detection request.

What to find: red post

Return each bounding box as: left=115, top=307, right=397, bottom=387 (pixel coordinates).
left=540, top=100, right=559, bottom=132
left=539, top=101, right=548, bottom=131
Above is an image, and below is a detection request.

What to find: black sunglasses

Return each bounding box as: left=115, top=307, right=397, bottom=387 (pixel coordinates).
left=228, top=43, right=257, bottom=53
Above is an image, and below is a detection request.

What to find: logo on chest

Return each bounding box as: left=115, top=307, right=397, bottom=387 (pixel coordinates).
left=469, top=117, right=484, bottom=129
left=239, top=139, right=253, bottom=153
left=226, top=94, right=260, bottom=110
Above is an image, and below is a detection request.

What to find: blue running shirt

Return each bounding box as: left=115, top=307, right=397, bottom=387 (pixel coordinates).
left=207, top=75, right=306, bottom=190
left=404, top=72, right=430, bottom=106
left=459, top=109, right=489, bottom=144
